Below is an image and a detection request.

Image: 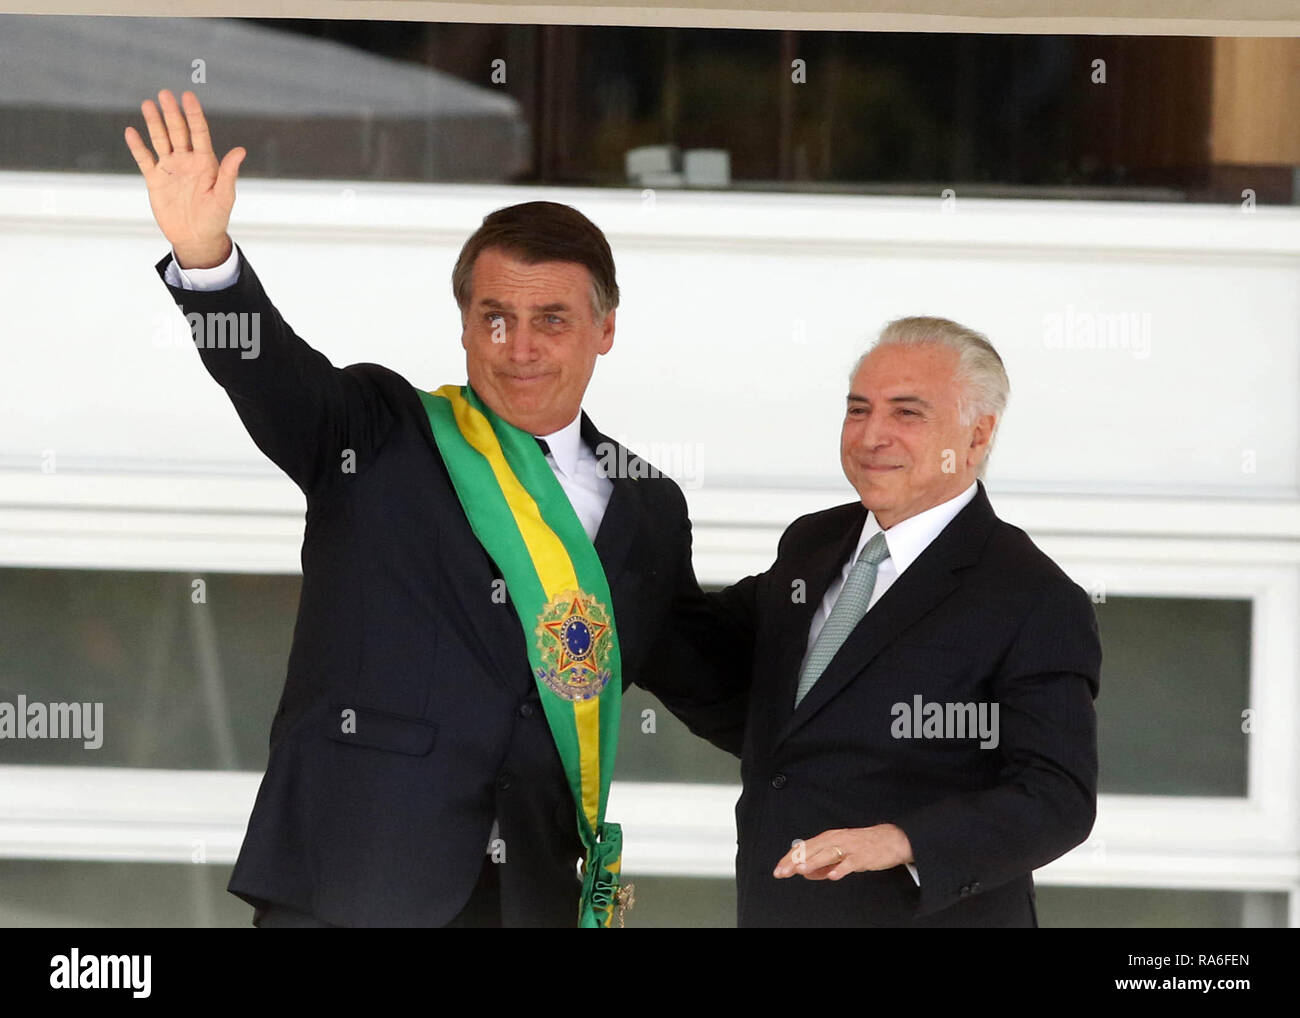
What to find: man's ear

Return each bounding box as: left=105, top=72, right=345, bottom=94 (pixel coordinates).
left=597, top=308, right=615, bottom=355
left=967, top=413, right=996, bottom=468
left=459, top=308, right=469, bottom=351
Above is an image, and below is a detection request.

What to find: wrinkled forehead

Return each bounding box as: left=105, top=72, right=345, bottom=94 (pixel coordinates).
left=469, top=249, right=596, bottom=305
left=850, top=344, right=962, bottom=400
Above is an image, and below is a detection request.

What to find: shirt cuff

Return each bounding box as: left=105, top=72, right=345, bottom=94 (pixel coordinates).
left=906, top=862, right=920, bottom=886
left=164, top=243, right=240, bottom=291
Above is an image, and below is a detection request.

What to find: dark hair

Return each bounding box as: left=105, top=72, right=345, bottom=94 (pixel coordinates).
left=451, top=201, right=619, bottom=318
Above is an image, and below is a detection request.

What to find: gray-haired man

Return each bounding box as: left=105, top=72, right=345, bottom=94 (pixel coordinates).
left=668, top=317, right=1102, bottom=927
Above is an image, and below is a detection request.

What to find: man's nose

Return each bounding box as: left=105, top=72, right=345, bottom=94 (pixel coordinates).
left=855, top=411, right=891, bottom=451
left=505, top=322, right=540, bottom=361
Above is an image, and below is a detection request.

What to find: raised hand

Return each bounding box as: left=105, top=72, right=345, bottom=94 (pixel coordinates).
left=124, top=89, right=245, bottom=269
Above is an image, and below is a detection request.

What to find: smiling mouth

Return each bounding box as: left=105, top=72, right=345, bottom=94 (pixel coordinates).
left=501, top=372, right=555, bottom=384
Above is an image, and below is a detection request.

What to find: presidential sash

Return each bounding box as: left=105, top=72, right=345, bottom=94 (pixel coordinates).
left=416, top=383, right=625, bottom=928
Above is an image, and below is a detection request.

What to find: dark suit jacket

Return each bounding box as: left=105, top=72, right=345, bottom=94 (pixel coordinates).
left=667, top=483, right=1101, bottom=927
left=155, top=246, right=707, bottom=927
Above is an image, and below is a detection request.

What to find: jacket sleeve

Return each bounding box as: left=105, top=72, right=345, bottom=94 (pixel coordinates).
left=892, top=577, right=1102, bottom=918
left=638, top=495, right=771, bottom=759
left=155, top=244, right=395, bottom=499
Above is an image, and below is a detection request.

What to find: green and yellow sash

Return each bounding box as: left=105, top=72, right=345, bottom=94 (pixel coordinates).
left=416, top=383, right=625, bottom=928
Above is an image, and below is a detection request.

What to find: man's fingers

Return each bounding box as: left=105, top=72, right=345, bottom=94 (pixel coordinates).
left=801, top=843, right=845, bottom=871
left=773, top=845, right=804, bottom=877
left=158, top=89, right=191, bottom=153
left=787, top=855, right=852, bottom=881
left=774, top=826, right=901, bottom=881
left=773, top=831, right=837, bottom=876
left=182, top=91, right=213, bottom=155
left=123, top=126, right=157, bottom=176
left=789, top=832, right=840, bottom=869
left=214, top=147, right=246, bottom=205
left=141, top=99, right=171, bottom=157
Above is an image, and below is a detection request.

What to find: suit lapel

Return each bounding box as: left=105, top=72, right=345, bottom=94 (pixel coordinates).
left=583, top=414, right=656, bottom=688
left=582, top=413, right=639, bottom=588
left=772, top=483, right=997, bottom=749
left=764, top=505, right=866, bottom=735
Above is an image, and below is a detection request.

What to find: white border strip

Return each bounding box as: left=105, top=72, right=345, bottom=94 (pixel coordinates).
left=6, top=172, right=1300, bottom=260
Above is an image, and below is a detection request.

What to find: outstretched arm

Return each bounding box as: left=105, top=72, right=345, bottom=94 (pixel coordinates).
left=127, top=90, right=394, bottom=497
left=639, top=498, right=764, bottom=759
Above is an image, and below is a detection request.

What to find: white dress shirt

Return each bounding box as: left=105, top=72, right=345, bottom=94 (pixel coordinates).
left=801, top=480, right=979, bottom=887
left=165, top=245, right=615, bottom=540
left=530, top=413, right=614, bottom=542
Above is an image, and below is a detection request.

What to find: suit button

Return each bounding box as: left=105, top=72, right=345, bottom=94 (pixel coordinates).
left=518, top=703, right=535, bottom=718
left=497, top=773, right=512, bottom=791
left=970, top=882, right=982, bottom=894
left=959, top=885, right=971, bottom=898
left=770, top=773, right=787, bottom=789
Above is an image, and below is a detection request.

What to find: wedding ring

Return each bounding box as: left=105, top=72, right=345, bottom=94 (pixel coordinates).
left=832, top=845, right=844, bottom=861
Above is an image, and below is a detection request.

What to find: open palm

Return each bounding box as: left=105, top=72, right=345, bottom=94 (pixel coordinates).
left=124, top=89, right=245, bottom=266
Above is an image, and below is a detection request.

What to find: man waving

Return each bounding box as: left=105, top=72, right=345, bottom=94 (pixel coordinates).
left=124, top=89, right=708, bottom=928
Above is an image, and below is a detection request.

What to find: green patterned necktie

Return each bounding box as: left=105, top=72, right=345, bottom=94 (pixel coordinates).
left=794, top=530, right=891, bottom=708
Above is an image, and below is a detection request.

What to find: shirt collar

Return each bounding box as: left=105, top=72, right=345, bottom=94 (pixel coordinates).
left=532, top=411, right=584, bottom=478
left=855, top=481, right=979, bottom=576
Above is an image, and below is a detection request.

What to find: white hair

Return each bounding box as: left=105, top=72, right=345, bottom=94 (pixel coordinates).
left=852, top=316, right=1010, bottom=479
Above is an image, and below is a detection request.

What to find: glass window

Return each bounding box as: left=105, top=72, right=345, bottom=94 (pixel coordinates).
left=1036, top=885, right=1289, bottom=928
left=5, top=859, right=1286, bottom=928
left=3, top=14, right=1296, bottom=203
left=0, top=570, right=1257, bottom=800
left=613, top=875, right=736, bottom=928
left=0, top=567, right=295, bottom=770
left=1094, top=596, right=1251, bottom=797
left=0, top=859, right=249, bottom=928
left=0, top=566, right=742, bottom=779
left=617, top=683, right=741, bottom=784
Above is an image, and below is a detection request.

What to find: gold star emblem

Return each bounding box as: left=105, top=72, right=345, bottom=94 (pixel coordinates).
left=541, top=595, right=608, bottom=675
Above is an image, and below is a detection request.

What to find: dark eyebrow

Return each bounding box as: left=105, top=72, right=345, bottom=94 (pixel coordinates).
left=478, top=298, right=571, bottom=313
left=845, top=393, right=933, bottom=411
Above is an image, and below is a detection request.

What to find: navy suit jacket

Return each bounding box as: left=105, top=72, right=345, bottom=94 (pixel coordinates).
left=156, top=246, right=706, bottom=927
left=666, top=483, right=1101, bottom=927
